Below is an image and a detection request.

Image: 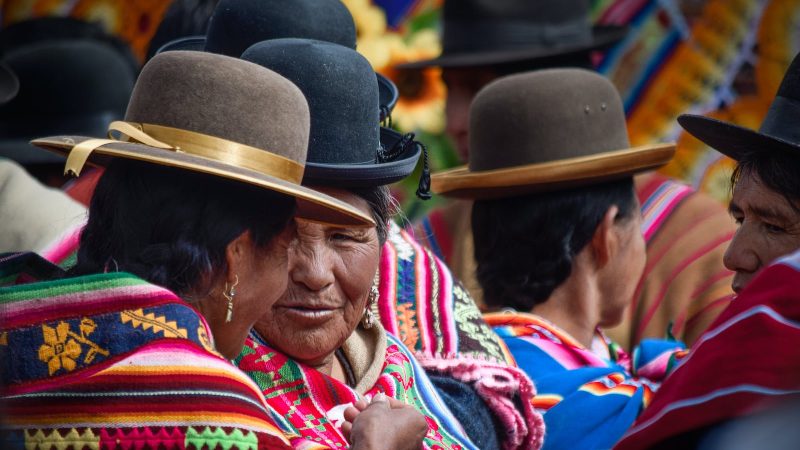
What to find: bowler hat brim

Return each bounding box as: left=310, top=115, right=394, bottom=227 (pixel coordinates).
left=32, top=135, right=375, bottom=227
left=398, top=25, right=627, bottom=70
left=303, top=127, right=420, bottom=187
left=156, top=36, right=398, bottom=118
left=431, top=143, right=674, bottom=199
left=678, top=114, right=800, bottom=162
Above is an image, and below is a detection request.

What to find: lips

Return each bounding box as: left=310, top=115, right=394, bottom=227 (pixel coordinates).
left=277, top=304, right=341, bottom=325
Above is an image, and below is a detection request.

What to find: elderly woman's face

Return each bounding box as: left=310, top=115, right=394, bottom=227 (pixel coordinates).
left=725, top=171, right=800, bottom=293
left=253, top=188, right=381, bottom=366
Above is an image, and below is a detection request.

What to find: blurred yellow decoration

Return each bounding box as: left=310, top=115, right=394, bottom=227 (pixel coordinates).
left=757, top=0, right=800, bottom=99
left=378, top=30, right=445, bottom=134
left=343, top=0, right=387, bottom=39
left=344, top=1, right=446, bottom=134
left=627, top=0, right=756, bottom=148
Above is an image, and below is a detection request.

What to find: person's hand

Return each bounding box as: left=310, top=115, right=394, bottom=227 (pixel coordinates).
left=341, top=393, right=427, bottom=450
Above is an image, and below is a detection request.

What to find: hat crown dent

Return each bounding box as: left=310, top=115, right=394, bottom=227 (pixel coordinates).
left=469, top=69, right=630, bottom=173
left=204, top=0, right=356, bottom=57
left=241, top=39, right=380, bottom=167
left=125, top=51, right=310, bottom=165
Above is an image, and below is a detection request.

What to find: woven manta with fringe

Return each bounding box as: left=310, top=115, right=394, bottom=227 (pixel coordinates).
left=377, top=221, right=543, bottom=450
left=615, top=248, right=800, bottom=449
left=485, top=312, right=685, bottom=450
left=33, top=220, right=545, bottom=449
left=236, top=331, right=478, bottom=450
left=0, top=252, right=297, bottom=450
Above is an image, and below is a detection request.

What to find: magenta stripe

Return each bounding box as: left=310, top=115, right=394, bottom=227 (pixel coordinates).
left=642, top=183, right=693, bottom=242
left=40, top=223, right=83, bottom=264
left=2, top=284, right=174, bottom=328
left=434, top=252, right=458, bottom=356
left=378, top=239, right=399, bottom=336
left=408, top=234, right=436, bottom=352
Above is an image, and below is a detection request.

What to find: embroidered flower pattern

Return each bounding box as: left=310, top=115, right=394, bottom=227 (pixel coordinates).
left=38, top=322, right=82, bottom=375
left=37, top=318, right=108, bottom=375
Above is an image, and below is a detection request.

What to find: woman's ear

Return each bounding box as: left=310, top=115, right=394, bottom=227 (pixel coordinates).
left=225, top=230, right=254, bottom=284
left=589, top=205, right=620, bottom=270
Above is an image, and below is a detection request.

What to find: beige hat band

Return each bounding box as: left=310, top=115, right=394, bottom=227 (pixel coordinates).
left=63, top=121, right=305, bottom=183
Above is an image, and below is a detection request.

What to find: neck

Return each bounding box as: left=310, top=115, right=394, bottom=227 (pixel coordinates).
left=307, top=353, right=337, bottom=377
left=531, top=256, right=600, bottom=348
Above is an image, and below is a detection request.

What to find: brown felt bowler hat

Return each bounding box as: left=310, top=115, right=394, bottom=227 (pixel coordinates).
left=432, top=69, right=675, bottom=199
left=30, top=51, right=373, bottom=227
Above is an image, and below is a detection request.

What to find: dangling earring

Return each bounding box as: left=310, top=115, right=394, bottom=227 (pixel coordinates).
left=361, top=274, right=380, bottom=329
left=223, top=275, right=239, bottom=323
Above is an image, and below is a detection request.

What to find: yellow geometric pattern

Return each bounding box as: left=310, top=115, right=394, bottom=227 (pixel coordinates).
left=120, top=309, right=188, bottom=339
left=25, top=428, right=100, bottom=450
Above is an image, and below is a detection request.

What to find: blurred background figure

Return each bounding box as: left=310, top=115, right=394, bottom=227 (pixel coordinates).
left=395, top=0, right=736, bottom=351
left=0, top=17, right=137, bottom=184
left=0, top=17, right=136, bottom=253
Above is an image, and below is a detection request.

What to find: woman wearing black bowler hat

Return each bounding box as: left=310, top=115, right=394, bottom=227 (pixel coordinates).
left=231, top=38, right=544, bottom=450
left=156, top=1, right=544, bottom=448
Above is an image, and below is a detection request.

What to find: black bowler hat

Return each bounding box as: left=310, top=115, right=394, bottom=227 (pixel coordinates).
left=679, top=53, right=800, bottom=161
left=0, top=18, right=137, bottom=164
left=399, top=0, right=627, bottom=69
left=241, top=39, right=421, bottom=188
left=157, top=0, right=398, bottom=122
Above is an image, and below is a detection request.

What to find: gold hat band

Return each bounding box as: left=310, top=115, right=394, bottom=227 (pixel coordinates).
left=64, top=121, right=305, bottom=183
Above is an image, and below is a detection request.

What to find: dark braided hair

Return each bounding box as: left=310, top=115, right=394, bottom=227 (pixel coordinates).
left=70, top=159, right=295, bottom=297
left=472, top=177, right=637, bottom=311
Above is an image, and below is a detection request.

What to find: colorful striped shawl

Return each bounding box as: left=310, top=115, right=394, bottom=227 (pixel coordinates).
left=607, top=173, right=735, bottom=349
left=33, top=219, right=544, bottom=448
left=378, top=221, right=543, bottom=450
left=0, top=253, right=294, bottom=450
left=614, top=250, right=800, bottom=450
left=236, top=331, right=478, bottom=450
left=485, top=312, right=684, bottom=450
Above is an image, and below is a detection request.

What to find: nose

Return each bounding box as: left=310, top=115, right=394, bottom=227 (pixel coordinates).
left=723, top=228, right=760, bottom=276
left=288, top=240, right=336, bottom=292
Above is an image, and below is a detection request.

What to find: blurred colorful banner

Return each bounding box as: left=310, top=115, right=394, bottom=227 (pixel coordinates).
left=349, top=0, right=800, bottom=216
left=4, top=0, right=799, bottom=217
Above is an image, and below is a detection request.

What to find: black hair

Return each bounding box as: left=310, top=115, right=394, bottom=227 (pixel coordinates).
left=348, top=185, right=396, bottom=244
left=731, top=148, right=800, bottom=214
left=70, top=159, right=295, bottom=297
left=472, top=177, right=637, bottom=311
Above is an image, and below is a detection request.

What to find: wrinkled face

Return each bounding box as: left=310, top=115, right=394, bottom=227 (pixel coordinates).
left=599, top=206, right=646, bottom=328
left=253, top=188, right=381, bottom=366
left=725, top=171, right=800, bottom=294
left=443, top=67, right=499, bottom=162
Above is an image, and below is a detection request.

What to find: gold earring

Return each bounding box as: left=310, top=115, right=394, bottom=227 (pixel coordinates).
left=223, top=275, right=239, bottom=323
left=361, top=280, right=379, bottom=329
